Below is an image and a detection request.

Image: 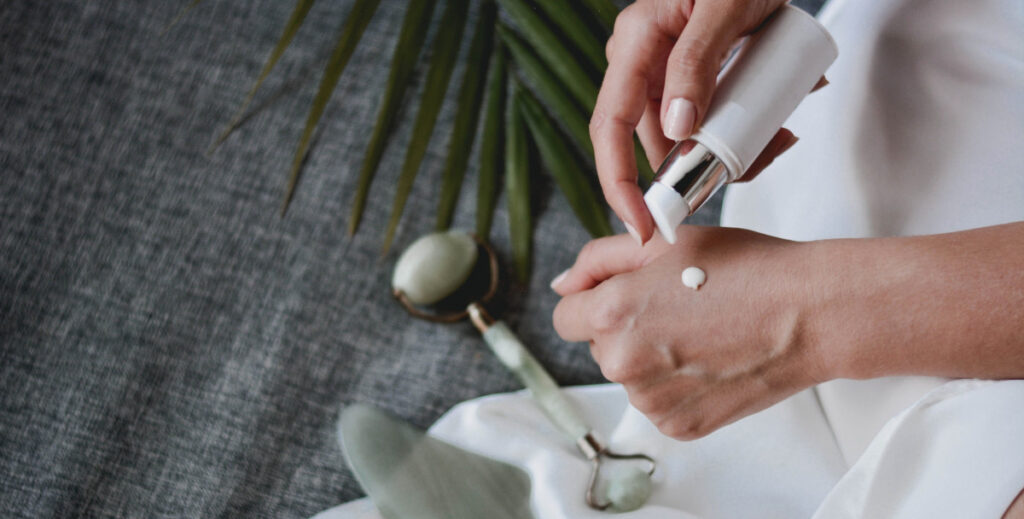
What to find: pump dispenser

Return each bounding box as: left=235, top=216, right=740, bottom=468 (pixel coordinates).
left=644, top=5, right=838, bottom=243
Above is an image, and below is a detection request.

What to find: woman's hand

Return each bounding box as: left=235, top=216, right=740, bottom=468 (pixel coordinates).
left=593, top=0, right=796, bottom=243
left=551, top=226, right=828, bottom=440
left=550, top=223, right=1024, bottom=440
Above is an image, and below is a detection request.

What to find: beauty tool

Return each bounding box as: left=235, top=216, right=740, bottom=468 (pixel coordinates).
left=391, top=231, right=657, bottom=512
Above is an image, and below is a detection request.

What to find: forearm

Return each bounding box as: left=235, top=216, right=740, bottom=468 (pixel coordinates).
left=804, top=222, right=1024, bottom=381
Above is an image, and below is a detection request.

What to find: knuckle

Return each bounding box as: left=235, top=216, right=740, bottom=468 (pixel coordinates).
left=551, top=302, right=570, bottom=339
left=612, top=4, right=645, bottom=36
left=575, top=240, right=600, bottom=269
left=588, top=290, right=630, bottom=333
left=657, top=409, right=708, bottom=441
left=598, top=344, right=647, bottom=383
left=660, top=419, right=700, bottom=441
left=598, top=358, right=624, bottom=382
left=627, top=388, right=666, bottom=415
left=599, top=353, right=637, bottom=383
left=674, top=43, right=719, bottom=75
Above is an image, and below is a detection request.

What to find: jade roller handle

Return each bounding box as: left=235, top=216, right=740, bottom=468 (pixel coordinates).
left=469, top=304, right=590, bottom=442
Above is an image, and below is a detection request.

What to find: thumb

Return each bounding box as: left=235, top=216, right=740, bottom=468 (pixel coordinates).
left=660, top=3, right=752, bottom=141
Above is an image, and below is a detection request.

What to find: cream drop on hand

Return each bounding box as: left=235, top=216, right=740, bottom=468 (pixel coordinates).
left=644, top=5, right=838, bottom=244
left=681, top=266, right=706, bottom=290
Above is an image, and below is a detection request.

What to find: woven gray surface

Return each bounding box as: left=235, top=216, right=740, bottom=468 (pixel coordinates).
left=0, top=0, right=819, bottom=517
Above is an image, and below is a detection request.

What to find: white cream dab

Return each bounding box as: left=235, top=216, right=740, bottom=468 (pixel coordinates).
left=681, top=266, right=706, bottom=290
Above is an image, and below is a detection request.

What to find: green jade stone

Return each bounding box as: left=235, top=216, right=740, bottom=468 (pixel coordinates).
left=392, top=231, right=478, bottom=305
left=607, top=465, right=654, bottom=513
left=339, top=404, right=534, bottom=519
left=482, top=322, right=590, bottom=441
left=483, top=323, right=654, bottom=512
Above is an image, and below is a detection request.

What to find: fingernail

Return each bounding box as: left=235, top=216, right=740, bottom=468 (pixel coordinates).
left=779, top=135, right=800, bottom=155
left=550, top=269, right=570, bottom=290
left=663, top=98, right=696, bottom=141
left=624, top=222, right=643, bottom=246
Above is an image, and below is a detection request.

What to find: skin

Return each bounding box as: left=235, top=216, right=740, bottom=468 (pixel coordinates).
left=1006, top=488, right=1024, bottom=519
left=552, top=224, right=1024, bottom=511
left=583, top=1, right=1024, bottom=511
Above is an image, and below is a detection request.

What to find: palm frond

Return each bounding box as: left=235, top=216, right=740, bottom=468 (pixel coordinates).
left=435, top=1, right=497, bottom=231
left=506, top=84, right=532, bottom=283
left=578, top=0, right=619, bottom=32
left=518, top=86, right=611, bottom=238
left=382, top=0, right=471, bottom=252
left=499, top=24, right=592, bottom=157
left=347, top=0, right=440, bottom=234
left=531, top=1, right=607, bottom=71
left=495, top=0, right=599, bottom=110
left=281, top=0, right=382, bottom=215
left=210, top=0, right=317, bottom=151
left=475, top=45, right=507, bottom=240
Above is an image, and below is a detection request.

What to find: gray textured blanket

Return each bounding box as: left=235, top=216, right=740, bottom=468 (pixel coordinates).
left=0, top=1, right=817, bottom=516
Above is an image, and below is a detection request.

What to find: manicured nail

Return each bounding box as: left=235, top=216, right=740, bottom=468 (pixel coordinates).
left=624, top=222, right=643, bottom=246
left=779, top=135, right=800, bottom=155
left=550, top=269, right=570, bottom=290
left=663, top=98, right=696, bottom=141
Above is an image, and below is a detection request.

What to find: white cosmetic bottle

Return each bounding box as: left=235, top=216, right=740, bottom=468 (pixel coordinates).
left=644, top=5, right=838, bottom=243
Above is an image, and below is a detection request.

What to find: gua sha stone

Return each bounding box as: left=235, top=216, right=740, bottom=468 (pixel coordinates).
left=392, top=231, right=478, bottom=305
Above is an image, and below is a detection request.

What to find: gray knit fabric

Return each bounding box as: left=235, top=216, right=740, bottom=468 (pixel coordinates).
left=0, top=1, right=821, bottom=517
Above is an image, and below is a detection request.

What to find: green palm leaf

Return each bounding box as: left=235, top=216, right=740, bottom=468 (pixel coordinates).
left=281, top=0, right=382, bottom=215
left=475, top=46, right=507, bottom=240
left=210, top=0, right=316, bottom=151
left=531, top=1, right=607, bottom=71
left=435, top=1, right=497, bottom=231
left=382, top=0, right=471, bottom=252
left=347, top=0, right=440, bottom=234
left=500, top=24, right=655, bottom=186
left=579, top=0, right=620, bottom=32
left=506, top=85, right=532, bottom=283
left=495, top=0, right=599, bottom=110
left=518, top=86, right=611, bottom=238
left=499, top=24, right=592, bottom=157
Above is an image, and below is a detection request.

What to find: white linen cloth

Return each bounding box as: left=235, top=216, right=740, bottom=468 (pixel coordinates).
left=315, top=0, right=1024, bottom=516
left=316, top=381, right=1024, bottom=518
left=722, top=0, right=1024, bottom=468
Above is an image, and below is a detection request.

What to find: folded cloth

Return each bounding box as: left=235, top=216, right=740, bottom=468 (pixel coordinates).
left=812, top=380, right=1024, bottom=518
left=315, top=380, right=1024, bottom=518
left=722, top=0, right=1024, bottom=465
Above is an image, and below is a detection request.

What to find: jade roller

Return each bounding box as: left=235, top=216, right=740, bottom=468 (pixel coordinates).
left=392, top=231, right=657, bottom=512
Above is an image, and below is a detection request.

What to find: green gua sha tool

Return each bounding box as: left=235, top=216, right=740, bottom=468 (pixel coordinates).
left=339, top=403, right=534, bottom=519
left=392, top=231, right=657, bottom=512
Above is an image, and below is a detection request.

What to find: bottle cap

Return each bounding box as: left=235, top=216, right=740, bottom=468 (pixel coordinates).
left=644, top=182, right=687, bottom=245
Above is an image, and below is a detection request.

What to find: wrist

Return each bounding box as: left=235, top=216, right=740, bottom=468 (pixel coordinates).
left=770, top=239, right=843, bottom=386
left=791, top=224, right=1024, bottom=383
left=798, top=238, right=886, bottom=382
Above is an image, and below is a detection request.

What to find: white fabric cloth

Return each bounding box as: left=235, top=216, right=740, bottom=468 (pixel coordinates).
left=315, top=0, right=1024, bottom=517
left=722, top=0, right=1024, bottom=466
left=316, top=381, right=1024, bottom=519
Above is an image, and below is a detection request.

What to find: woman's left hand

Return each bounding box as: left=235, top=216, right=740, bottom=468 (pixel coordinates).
left=551, top=226, right=829, bottom=440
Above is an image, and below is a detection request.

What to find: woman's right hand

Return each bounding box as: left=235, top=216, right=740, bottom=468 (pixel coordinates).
left=592, top=0, right=796, bottom=244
